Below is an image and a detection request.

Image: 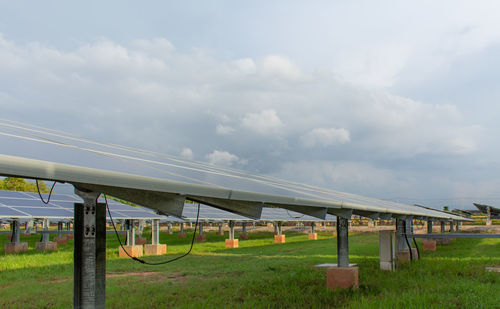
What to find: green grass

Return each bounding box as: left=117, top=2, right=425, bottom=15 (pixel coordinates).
left=0, top=230, right=499, bottom=308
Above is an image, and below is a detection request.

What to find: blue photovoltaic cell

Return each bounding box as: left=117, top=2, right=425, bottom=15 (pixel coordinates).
left=10, top=207, right=73, bottom=218
left=23, top=192, right=81, bottom=202
left=0, top=198, right=58, bottom=207
left=49, top=201, right=75, bottom=209
left=0, top=191, right=32, bottom=198
left=0, top=206, right=31, bottom=217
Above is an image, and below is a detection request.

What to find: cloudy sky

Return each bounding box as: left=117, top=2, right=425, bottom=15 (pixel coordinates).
left=1, top=1, right=500, bottom=209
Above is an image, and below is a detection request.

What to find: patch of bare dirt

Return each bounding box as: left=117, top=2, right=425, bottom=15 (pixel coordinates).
left=39, top=271, right=187, bottom=284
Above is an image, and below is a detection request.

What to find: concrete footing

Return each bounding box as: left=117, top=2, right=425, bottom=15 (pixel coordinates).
left=423, top=239, right=436, bottom=251
left=66, top=234, right=74, bottom=240
left=36, top=242, right=57, bottom=251
left=326, top=266, right=359, bottom=290
left=308, top=233, right=318, bottom=240
left=53, top=236, right=68, bottom=245
left=4, top=242, right=28, bottom=254
left=118, top=245, right=143, bottom=258
left=178, top=232, right=187, bottom=238
left=397, top=248, right=419, bottom=263
left=144, top=244, right=166, bottom=256
left=225, top=239, right=239, bottom=248
left=274, top=235, right=286, bottom=244
left=195, top=235, right=206, bottom=242
left=239, top=233, right=249, bottom=240
left=135, top=237, right=147, bottom=245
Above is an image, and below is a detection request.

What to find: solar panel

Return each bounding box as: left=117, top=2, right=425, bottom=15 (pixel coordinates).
left=0, top=120, right=471, bottom=221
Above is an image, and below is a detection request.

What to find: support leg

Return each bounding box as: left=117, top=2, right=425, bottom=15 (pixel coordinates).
left=196, top=222, right=206, bottom=242
left=145, top=219, right=166, bottom=255
left=274, top=221, right=285, bottom=243
left=74, top=189, right=105, bottom=309
left=225, top=220, right=238, bottom=248
left=178, top=223, right=186, bottom=238
left=308, top=222, right=317, bottom=240
left=240, top=222, right=248, bottom=239
left=327, top=216, right=358, bottom=289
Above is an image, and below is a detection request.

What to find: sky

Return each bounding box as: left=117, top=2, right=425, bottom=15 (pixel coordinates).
left=1, top=1, right=500, bottom=209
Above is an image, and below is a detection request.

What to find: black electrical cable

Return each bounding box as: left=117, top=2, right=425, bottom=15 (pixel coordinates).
left=412, top=237, right=420, bottom=259
left=36, top=179, right=57, bottom=204
left=403, top=220, right=413, bottom=261
left=104, top=194, right=200, bottom=265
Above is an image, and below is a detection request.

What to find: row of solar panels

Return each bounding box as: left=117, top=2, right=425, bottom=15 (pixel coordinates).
left=0, top=190, right=337, bottom=223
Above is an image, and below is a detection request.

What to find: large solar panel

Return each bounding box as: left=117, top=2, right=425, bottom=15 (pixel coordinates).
left=0, top=190, right=172, bottom=220
left=0, top=119, right=470, bottom=221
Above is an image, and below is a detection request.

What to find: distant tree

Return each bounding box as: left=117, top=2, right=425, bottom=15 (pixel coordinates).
left=443, top=206, right=450, bottom=212
left=0, top=177, right=50, bottom=193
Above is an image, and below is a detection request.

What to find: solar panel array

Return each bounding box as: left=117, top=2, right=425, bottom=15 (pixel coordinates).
left=0, top=119, right=470, bottom=221
left=181, top=203, right=337, bottom=222
left=0, top=190, right=180, bottom=221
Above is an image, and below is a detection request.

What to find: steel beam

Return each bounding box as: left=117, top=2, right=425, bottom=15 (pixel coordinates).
left=74, top=189, right=105, bottom=309
left=151, top=219, right=159, bottom=245
left=336, top=216, right=349, bottom=267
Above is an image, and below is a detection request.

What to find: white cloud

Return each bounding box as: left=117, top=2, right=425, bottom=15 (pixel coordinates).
left=215, top=124, right=235, bottom=135
left=180, top=148, right=194, bottom=160
left=259, top=55, right=301, bottom=80
left=206, top=150, right=244, bottom=166
left=300, top=128, right=350, bottom=148
left=241, top=109, right=283, bottom=135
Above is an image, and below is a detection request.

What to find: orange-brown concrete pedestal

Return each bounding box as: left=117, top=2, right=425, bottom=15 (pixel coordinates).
left=36, top=242, right=57, bottom=251
left=118, top=245, right=143, bottom=258
left=423, top=239, right=436, bottom=251
left=308, top=233, right=318, bottom=240
left=4, top=242, right=28, bottom=254
left=196, top=235, right=206, bottom=242
left=66, top=234, right=74, bottom=240
left=135, top=237, right=147, bottom=245
left=225, top=239, right=239, bottom=248
left=326, top=266, right=359, bottom=290
left=274, top=235, right=286, bottom=244
left=144, top=244, right=166, bottom=255
left=239, top=233, right=249, bottom=240
left=53, top=236, right=67, bottom=245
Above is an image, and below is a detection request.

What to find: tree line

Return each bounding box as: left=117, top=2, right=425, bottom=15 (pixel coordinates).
left=0, top=177, right=50, bottom=193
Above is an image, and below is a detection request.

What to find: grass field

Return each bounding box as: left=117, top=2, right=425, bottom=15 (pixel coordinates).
left=0, top=229, right=499, bottom=308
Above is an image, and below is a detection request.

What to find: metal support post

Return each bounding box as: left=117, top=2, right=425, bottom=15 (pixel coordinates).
left=74, top=189, right=106, bottom=309
left=427, top=220, right=433, bottom=234
left=218, top=223, right=222, bottom=234
left=311, top=222, right=316, bottom=234
left=242, top=222, right=247, bottom=234
left=336, top=216, right=349, bottom=267
left=273, top=222, right=278, bottom=235
left=440, top=221, right=445, bottom=234
left=456, top=221, right=460, bottom=232
left=126, top=220, right=136, bottom=246
left=449, top=221, right=454, bottom=233
left=396, top=219, right=409, bottom=252
left=277, top=222, right=282, bottom=235
left=180, top=223, right=184, bottom=233
left=151, top=219, right=159, bottom=245
left=42, top=218, right=50, bottom=243
left=11, top=219, right=20, bottom=243
left=198, top=222, right=203, bottom=236
left=58, top=221, right=63, bottom=238
left=229, top=221, right=235, bottom=240
left=167, top=222, right=172, bottom=234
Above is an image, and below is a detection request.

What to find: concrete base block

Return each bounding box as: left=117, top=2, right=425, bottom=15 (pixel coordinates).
left=274, top=235, right=286, bottom=244
left=308, top=233, right=318, bottom=240
left=118, top=245, right=143, bottom=258
left=196, top=235, right=206, bottom=242
left=53, top=236, right=67, bottom=245
left=423, top=239, right=436, bottom=251
left=178, top=232, right=187, bottom=238
left=239, top=233, right=249, bottom=240
left=135, top=237, right=147, bottom=245
left=66, top=234, right=74, bottom=240
left=225, top=239, right=239, bottom=248
left=144, top=244, right=166, bottom=255
left=4, top=242, right=28, bottom=254
left=326, top=266, right=359, bottom=290
left=380, top=261, right=394, bottom=271
left=36, top=242, right=57, bottom=251
left=397, top=250, right=410, bottom=262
